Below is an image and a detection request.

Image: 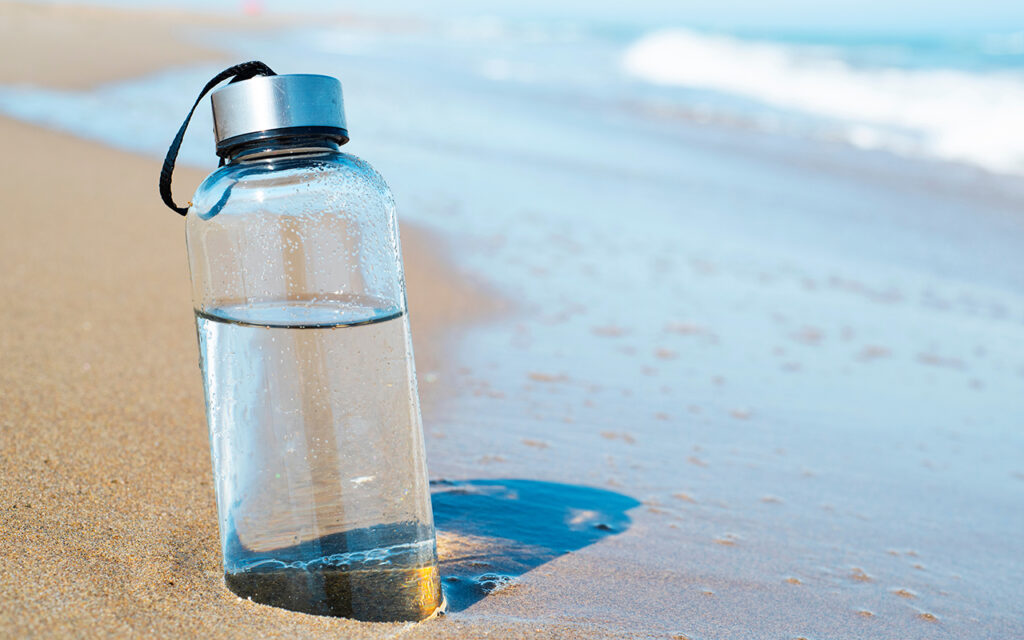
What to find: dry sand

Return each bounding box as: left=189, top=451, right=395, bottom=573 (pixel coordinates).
left=0, top=115, right=503, bottom=639
left=0, top=3, right=241, bottom=89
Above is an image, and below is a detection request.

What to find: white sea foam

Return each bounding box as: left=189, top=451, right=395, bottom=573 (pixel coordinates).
left=622, top=28, right=1024, bottom=175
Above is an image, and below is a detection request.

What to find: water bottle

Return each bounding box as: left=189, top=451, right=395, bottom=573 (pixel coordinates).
left=158, top=63, right=442, bottom=621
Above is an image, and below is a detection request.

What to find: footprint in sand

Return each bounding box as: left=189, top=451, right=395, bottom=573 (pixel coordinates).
left=849, top=567, right=873, bottom=582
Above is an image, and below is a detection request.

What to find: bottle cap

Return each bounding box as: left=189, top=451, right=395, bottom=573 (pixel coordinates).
left=210, top=74, right=349, bottom=156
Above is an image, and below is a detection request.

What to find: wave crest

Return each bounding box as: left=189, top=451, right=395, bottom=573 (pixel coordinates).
left=622, top=28, right=1024, bottom=175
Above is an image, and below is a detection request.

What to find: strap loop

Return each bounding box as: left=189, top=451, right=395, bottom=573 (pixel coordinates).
left=159, top=61, right=277, bottom=216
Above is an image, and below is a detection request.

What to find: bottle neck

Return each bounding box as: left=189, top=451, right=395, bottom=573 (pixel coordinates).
left=221, top=133, right=342, bottom=164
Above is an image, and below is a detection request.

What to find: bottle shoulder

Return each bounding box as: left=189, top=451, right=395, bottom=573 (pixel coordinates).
left=189, top=151, right=394, bottom=220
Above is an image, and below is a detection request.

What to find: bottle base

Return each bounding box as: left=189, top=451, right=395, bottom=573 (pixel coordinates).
left=225, top=563, right=442, bottom=622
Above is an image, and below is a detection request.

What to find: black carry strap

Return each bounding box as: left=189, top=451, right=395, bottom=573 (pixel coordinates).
left=159, top=61, right=277, bottom=216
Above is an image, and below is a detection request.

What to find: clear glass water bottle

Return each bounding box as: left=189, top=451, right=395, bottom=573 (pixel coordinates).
left=182, top=73, right=441, bottom=621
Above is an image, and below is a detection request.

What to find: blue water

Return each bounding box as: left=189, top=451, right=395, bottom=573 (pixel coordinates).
left=5, top=2, right=1024, bottom=174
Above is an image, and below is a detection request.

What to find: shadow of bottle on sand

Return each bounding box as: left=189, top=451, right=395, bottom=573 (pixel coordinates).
left=430, top=478, right=640, bottom=612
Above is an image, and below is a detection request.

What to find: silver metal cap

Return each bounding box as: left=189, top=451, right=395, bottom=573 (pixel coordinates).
left=210, top=74, right=348, bottom=153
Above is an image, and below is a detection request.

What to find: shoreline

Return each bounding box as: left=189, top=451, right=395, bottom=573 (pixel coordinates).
left=0, top=112, right=500, bottom=639
left=0, top=5, right=509, bottom=637
left=3, top=3, right=1024, bottom=639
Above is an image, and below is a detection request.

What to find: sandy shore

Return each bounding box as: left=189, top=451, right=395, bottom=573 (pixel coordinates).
left=0, top=6, right=513, bottom=638
left=0, top=120, right=495, bottom=639
left=0, top=3, right=241, bottom=89
left=4, top=3, right=1024, bottom=639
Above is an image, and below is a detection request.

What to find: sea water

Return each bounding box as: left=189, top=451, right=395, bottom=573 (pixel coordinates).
left=195, top=298, right=441, bottom=620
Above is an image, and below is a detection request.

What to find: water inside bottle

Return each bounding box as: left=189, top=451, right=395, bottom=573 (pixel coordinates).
left=195, top=296, right=441, bottom=620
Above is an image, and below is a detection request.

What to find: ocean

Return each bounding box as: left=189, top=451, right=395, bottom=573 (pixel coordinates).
left=7, top=0, right=1024, bottom=175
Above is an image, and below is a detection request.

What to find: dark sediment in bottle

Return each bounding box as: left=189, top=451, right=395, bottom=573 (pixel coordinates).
left=221, top=523, right=442, bottom=621
left=225, top=563, right=441, bottom=621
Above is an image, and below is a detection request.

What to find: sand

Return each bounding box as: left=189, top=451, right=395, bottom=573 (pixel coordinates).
left=0, top=114, right=500, bottom=638
left=0, top=3, right=242, bottom=90
left=0, top=7, right=512, bottom=638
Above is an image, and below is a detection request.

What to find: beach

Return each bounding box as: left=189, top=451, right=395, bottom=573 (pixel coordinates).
left=0, top=6, right=489, bottom=638
left=2, top=3, right=1024, bottom=638
left=0, top=94, right=482, bottom=640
